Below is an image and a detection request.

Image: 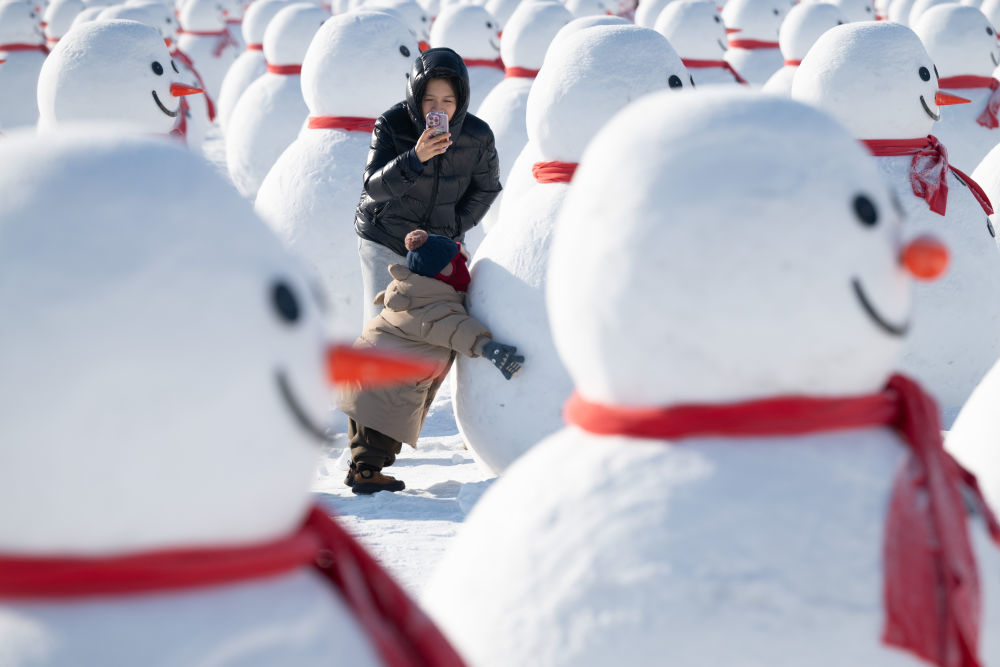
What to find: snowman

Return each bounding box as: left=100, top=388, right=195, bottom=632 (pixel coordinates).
left=655, top=0, right=747, bottom=85
left=37, top=19, right=205, bottom=134
left=793, top=21, right=1000, bottom=424
left=68, top=5, right=103, bottom=27
left=216, top=0, right=288, bottom=132
left=564, top=0, right=614, bottom=18
left=428, top=4, right=502, bottom=112
left=483, top=0, right=520, bottom=27
left=41, top=0, right=83, bottom=48
left=0, top=127, right=461, bottom=667
left=634, top=0, right=675, bottom=27
left=221, top=0, right=246, bottom=52
left=176, top=0, right=240, bottom=101
left=424, top=89, right=1000, bottom=667
left=0, top=1, right=47, bottom=129
left=829, top=0, right=876, bottom=21
left=471, top=1, right=572, bottom=242
left=255, top=10, right=417, bottom=339
left=452, top=25, right=691, bottom=475
left=913, top=4, right=1000, bottom=171
left=368, top=0, right=432, bottom=51
left=722, top=0, right=786, bottom=85
left=762, top=2, right=844, bottom=95
left=225, top=2, right=327, bottom=199
left=907, top=0, right=953, bottom=26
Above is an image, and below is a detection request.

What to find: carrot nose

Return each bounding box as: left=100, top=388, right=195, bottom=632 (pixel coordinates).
left=902, top=235, right=949, bottom=280
left=327, top=344, right=437, bottom=387
left=418, top=40, right=429, bottom=52
left=164, top=37, right=172, bottom=48
left=935, top=91, right=970, bottom=106
left=171, top=82, right=203, bottom=96
left=725, top=27, right=741, bottom=33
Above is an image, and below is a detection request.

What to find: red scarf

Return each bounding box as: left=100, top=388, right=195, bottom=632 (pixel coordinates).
left=727, top=38, right=779, bottom=49
left=177, top=28, right=237, bottom=57
left=532, top=160, right=577, bottom=184
left=0, top=505, right=466, bottom=667
left=170, top=96, right=191, bottom=141
left=862, top=136, right=992, bottom=216
left=171, top=47, right=217, bottom=121
left=504, top=66, right=539, bottom=79
left=307, top=116, right=377, bottom=132
left=565, top=374, right=1000, bottom=667
left=784, top=59, right=802, bottom=66
left=464, top=57, right=503, bottom=70
left=246, top=42, right=263, bottom=51
left=435, top=248, right=471, bottom=293
left=937, top=75, right=1000, bottom=129
left=681, top=58, right=748, bottom=84
left=267, top=62, right=301, bottom=75
left=0, top=43, right=47, bottom=52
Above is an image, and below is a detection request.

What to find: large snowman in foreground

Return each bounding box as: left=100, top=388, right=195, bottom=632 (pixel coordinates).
left=424, top=90, right=1000, bottom=667
left=793, top=21, right=1000, bottom=425
left=0, top=129, right=461, bottom=667
left=255, top=10, right=417, bottom=339
left=36, top=19, right=204, bottom=134
left=452, top=25, right=690, bottom=474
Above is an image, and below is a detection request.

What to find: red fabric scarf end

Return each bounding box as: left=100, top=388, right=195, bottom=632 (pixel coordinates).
left=531, top=160, right=577, bottom=184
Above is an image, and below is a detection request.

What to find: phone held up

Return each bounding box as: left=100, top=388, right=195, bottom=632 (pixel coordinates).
left=426, top=111, right=449, bottom=137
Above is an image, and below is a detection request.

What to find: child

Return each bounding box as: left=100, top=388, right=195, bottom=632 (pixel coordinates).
left=339, top=230, right=524, bottom=494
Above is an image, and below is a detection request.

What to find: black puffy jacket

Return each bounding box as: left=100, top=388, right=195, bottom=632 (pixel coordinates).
left=354, top=48, right=502, bottom=257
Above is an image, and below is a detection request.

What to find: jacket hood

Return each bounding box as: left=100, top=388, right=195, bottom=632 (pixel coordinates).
left=377, top=264, right=463, bottom=311
left=405, top=47, right=470, bottom=140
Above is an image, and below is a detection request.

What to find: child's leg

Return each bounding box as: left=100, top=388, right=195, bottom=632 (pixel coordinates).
left=347, top=419, right=405, bottom=494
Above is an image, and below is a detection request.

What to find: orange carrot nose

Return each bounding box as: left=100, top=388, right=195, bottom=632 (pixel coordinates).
left=902, top=235, right=949, bottom=280
left=326, top=344, right=437, bottom=387
left=418, top=40, right=429, bottom=52
left=935, top=91, right=971, bottom=106
left=725, top=27, right=741, bottom=33
left=164, top=37, right=172, bottom=48
left=171, top=82, right=203, bottom=96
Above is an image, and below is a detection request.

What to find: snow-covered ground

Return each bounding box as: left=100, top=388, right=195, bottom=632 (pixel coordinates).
left=314, top=378, right=497, bottom=597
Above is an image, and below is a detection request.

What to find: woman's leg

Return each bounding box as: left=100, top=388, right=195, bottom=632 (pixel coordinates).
left=357, top=237, right=406, bottom=324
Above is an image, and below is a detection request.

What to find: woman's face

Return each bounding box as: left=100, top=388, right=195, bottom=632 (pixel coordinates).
left=421, top=78, right=458, bottom=120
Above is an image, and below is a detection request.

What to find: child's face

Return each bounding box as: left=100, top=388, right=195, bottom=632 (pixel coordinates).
left=421, top=78, right=457, bottom=120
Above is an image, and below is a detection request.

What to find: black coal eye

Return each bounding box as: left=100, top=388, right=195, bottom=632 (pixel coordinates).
left=668, top=74, right=683, bottom=88
left=151, top=61, right=164, bottom=75
left=399, top=44, right=410, bottom=57
left=919, top=66, right=930, bottom=81
left=713, top=14, right=720, bottom=21
left=989, top=26, right=995, bottom=36
left=853, top=194, right=878, bottom=226
left=988, top=218, right=996, bottom=237
left=171, top=60, right=179, bottom=73
left=772, top=8, right=779, bottom=14
left=486, top=21, right=493, bottom=28
left=166, top=16, right=172, bottom=22
left=272, top=281, right=300, bottom=323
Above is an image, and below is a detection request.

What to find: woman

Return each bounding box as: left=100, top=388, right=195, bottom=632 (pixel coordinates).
left=354, top=47, right=502, bottom=322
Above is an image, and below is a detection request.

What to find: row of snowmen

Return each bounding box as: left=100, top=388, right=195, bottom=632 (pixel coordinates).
left=3, top=1, right=1000, bottom=666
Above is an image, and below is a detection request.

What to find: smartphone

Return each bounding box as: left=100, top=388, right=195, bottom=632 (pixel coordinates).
left=426, top=111, right=449, bottom=136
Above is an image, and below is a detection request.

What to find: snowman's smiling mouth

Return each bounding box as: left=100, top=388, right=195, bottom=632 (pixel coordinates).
left=489, top=38, right=499, bottom=51
left=152, top=90, right=179, bottom=117
left=920, top=95, right=940, bottom=121
left=276, top=369, right=333, bottom=443
left=991, top=51, right=999, bottom=67
left=717, top=38, right=726, bottom=51
left=852, top=277, right=908, bottom=336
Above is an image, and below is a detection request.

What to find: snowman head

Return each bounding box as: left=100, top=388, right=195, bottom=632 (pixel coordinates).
left=368, top=0, right=431, bottom=43
left=301, top=10, right=416, bottom=118
left=829, top=0, right=875, bottom=22
left=0, top=1, right=45, bottom=45
left=263, top=3, right=326, bottom=68
left=907, top=0, right=952, bottom=28
left=564, top=0, right=613, bottom=18
left=527, top=25, right=689, bottom=163
left=179, top=0, right=226, bottom=32
left=37, top=20, right=197, bottom=134
left=792, top=22, right=943, bottom=139
left=70, top=6, right=104, bottom=29
left=721, top=0, right=786, bottom=40
left=500, top=1, right=572, bottom=71
left=127, top=1, right=180, bottom=46
left=0, top=129, right=330, bottom=553
left=778, top=2, right=844, bottom=62
left=240, top=0, right=288, bottom=47
left=428, top=4, right=500, bottom=61
left=914, top=4, right=1000, bottom=77
left=654, top=0, right=728, bottom=61
left=42, top=0, right=83, bottom=42
left=548, top=91, right=923, bottom=406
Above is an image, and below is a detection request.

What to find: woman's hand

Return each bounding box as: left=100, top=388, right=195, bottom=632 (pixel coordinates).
left=414, top=128, right=452, bottom=163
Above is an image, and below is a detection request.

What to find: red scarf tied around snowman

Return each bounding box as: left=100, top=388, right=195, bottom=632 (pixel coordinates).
left=862, top=136, right=993, bottom=217
left=565, top=374, right=1000, bottom=667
